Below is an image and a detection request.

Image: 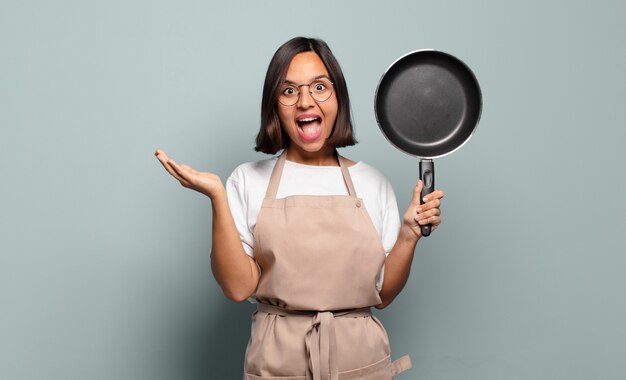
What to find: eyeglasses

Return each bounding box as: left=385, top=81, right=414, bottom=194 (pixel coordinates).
left=278, top=78, right=334, bottom=106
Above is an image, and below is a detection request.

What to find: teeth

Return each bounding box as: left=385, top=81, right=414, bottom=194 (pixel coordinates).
left=298, top=117, right=318, bottom=123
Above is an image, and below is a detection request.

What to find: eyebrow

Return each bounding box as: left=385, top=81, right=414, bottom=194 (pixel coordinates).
left=283, top=74, right=331, bottom=85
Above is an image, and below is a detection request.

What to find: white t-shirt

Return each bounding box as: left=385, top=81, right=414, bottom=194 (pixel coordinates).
left=225, top=156, right=401, bottom=291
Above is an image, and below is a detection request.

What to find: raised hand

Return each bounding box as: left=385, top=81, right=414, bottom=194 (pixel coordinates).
left=154, top=149, right=225, bottom=199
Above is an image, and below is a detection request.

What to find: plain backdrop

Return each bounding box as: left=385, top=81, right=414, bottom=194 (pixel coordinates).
left=1, top=0, right=625, bottom=379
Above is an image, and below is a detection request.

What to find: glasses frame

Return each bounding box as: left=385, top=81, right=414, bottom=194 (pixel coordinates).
left=278, top=78, right=335, bottom=107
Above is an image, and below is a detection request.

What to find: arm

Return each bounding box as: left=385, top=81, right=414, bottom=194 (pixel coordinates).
left=376, top=180, right=444, bottom=309
left=155, top=149, right=259, bottom=302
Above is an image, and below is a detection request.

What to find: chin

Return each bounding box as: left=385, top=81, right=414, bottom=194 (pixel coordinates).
left=295, top=142, right=325, bottom=153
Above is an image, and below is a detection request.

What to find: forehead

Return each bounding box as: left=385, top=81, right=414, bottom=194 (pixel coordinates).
left=284, top=52, right=330, bottom=81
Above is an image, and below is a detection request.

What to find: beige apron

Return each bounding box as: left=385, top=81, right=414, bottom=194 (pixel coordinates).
left=243, top=151, right=411, bottom=380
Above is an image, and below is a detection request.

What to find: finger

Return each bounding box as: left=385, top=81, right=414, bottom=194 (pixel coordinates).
left=415, top=207, right=440, bottom=220
left=164, top=159, right=192, bottom=187
left=154, top=149, right=173, bottom=163
left=416, top=198, right=441, bottom=214
left=423, top=197, right=442, bottom=212
left=168, top=160, right=193, bottom=182
left=410, top=180, right=424, bottom=206
left=155, top=149, right=168, bottom=165
left=179, top=163, right=199, bottom=175
left=418, top=215, right=441, bottom=226
left=155, top=149, right=177, bottom=172
left=414, top=208, right=440, bottom=224
left=155, top=152, right=184, bottom=180
left=154, top=150, right=195, bottom=188
left=422, top=189, right=444, bottom=203
left=431, top=217, right=441, bottom=228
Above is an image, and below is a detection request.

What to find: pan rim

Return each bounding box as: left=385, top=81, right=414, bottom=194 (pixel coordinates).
left=374, top=49, right=482, bottom=159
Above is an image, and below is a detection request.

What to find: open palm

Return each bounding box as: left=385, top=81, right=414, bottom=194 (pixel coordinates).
left=155, top=149, right=224, bottom=199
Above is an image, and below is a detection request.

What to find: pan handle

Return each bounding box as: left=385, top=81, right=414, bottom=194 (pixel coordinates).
left=419, top=160, right=434, bottom=237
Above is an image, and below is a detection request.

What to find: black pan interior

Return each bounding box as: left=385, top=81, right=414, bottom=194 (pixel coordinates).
left=375, top=50, right=482, bottom=158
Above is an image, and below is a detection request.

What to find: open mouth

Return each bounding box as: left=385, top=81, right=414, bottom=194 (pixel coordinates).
left=296, top=115, right=323, bottom=142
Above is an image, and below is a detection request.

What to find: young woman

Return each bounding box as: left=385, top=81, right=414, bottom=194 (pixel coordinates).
left=155, top=37, right=444, bottom=379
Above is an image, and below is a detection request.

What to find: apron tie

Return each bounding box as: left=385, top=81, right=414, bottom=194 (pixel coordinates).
left=257, top=304, right=371, bottom=380
left=305, top=311, right=338, bottom=380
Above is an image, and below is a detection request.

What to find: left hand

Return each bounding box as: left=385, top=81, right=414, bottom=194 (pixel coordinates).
left=403, top=180, right=444, bottom=238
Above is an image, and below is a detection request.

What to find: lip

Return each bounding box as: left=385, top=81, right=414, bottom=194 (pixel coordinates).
left=296, top=113, right=322, bottom=122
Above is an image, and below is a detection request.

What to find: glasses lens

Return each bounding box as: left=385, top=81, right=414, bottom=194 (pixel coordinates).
left=310, top=79, right=333, bottom=102
left=279, top=84, right=299, bottom=106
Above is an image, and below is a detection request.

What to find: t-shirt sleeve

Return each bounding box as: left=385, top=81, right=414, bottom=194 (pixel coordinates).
left=225, top=171, right=255, bottom=257
left=381, top=179, right=401, bottom=254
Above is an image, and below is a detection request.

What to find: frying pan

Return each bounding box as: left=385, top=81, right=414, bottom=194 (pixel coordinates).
left=375, top=50, right=482, bottom=236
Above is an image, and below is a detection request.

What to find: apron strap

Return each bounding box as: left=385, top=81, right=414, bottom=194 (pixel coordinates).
left=337, top=155, right=357, bottom=198
left=306, top=311, right=337, bottom=380
left=264, top=151, right=287, bottom=200
left=390, top=355, right=413, bottom=376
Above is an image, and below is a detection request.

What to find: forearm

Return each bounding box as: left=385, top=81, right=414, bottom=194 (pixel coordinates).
left=210, top=190, right=259, bottom=302
left=376, top=225, right=419, bottom=309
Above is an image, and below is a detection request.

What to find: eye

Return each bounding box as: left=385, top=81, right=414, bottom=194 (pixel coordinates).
left=282, top=86, right=298, bottom=96
left=313, top=82, right=327, bottom=92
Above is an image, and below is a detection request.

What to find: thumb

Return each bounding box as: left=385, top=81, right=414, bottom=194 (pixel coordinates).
left=410, top=180, right=423, bottom=206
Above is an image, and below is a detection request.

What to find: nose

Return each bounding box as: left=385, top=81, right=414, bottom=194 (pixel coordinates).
left=296, top=84, right=314, bottom=108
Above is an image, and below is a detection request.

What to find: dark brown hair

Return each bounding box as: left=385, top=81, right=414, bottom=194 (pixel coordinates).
left=255, top=37, right=357, bottom=154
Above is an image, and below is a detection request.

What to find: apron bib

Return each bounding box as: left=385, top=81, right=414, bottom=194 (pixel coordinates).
left=243, top=152, right=411, bottom=380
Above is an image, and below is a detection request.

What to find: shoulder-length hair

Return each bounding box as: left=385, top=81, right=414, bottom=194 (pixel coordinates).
left=255, top=37, right=357, bottom=154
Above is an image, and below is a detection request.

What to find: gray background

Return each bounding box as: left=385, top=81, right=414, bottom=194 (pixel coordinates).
left=1, top=0, right=625, bottom=379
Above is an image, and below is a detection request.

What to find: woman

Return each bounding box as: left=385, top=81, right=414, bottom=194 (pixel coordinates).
left=155, top=37, right=444, bottom=379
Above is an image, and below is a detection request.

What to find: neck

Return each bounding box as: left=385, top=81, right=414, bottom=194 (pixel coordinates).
left=285, top=146, right=338, bottom=166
